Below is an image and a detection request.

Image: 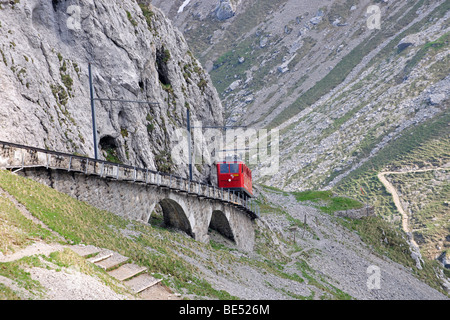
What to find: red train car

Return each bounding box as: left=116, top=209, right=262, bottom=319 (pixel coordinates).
left=216, top=155, right=253, bottom=198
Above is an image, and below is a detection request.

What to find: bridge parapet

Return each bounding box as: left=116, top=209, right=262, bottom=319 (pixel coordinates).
left=0, top=141, right=260, bottom=219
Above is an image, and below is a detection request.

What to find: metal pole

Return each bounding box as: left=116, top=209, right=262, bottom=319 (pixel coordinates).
left=187, top=108, right=193, bottom=181
left=88, top=63, right=98, bottom=160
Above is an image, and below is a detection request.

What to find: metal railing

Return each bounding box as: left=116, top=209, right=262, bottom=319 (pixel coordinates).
left=0, top=140, right=260, bottom=219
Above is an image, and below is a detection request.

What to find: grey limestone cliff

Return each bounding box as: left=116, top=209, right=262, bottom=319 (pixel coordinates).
left=0, top=0, right=223, bottom=182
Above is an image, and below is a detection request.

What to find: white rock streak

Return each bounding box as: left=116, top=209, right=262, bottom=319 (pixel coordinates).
left=177, top=0, right=191, bottom=13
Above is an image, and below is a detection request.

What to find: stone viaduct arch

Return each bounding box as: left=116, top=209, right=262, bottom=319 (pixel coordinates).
left=159, top=198, right=193, bottom=238
left=209, top=209, right=235, bottom=243
left=0, top=142, right=257, bottom=252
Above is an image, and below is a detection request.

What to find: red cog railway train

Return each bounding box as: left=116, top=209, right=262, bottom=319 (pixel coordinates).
left=216, top=155, right=253, bottom=198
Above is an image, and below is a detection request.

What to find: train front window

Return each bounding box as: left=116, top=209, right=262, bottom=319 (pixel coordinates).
left=219, top=163, right=229, bottom=173
left=230, top=163, right=239, bottom=173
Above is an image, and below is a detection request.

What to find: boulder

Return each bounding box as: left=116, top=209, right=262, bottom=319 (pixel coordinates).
left=437, top=251, right=450, bottom=269
left=215, top=0, right=236, bottom=21
left=260, top=37, right=268, bottom=48
left=428, top=93, right=446, bottom=105
left=310, top=16, right=322, bottom=25
left=228, top=79, right=242, bottom=91
left=397, top=34, right=422, bottom=52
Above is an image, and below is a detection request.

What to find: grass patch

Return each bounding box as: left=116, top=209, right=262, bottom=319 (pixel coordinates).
left=292, top=190, right=333, bottom=202
left=0, top=256, right=46, bottom=298
left=0, top=283, right=21, bottom=300
left=344, top=108, right=448, bottom=172
left=102, top=147, right=121, bottom=164
left=0, top=170, right=234, bottom=299
left=0, top=193, right=58, bottom=254
left=126, top=10, right=138, bottom=27
left=295, top=260, right=353, bottom=300
left=261, top=184, right=288, bottom=195
left=292, top=190, right=363, bottom=214
left=396, top=32, right=450, bottom=83
left=138, top=3, right=155, bottom=30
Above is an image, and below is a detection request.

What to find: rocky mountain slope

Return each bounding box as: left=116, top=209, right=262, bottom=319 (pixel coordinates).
left=0, top=170, right=448, bottom=300
left=0, top=0, right=223, bottom=182
left=150, top=0, right=448, bottom=186
left=151, top=0, right=449, bottom=270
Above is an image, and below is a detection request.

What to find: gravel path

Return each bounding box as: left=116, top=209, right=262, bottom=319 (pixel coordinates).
left=377, top=167, right=448, bottom=248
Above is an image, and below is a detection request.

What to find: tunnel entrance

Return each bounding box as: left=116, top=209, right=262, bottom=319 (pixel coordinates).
left=99, top=135, right=120, bottom=163
left=156, top=46, right=171, bottom=86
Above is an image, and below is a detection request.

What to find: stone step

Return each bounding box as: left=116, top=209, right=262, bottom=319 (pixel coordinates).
left=70, top=244, right=102, bottom=258
left=124, top=273, right=162, bottom=294
left=107, top=263, right=147, bottom=281
left=95, top=253, right=129, bottom=271
left=87, top=249, right=114, bottom=264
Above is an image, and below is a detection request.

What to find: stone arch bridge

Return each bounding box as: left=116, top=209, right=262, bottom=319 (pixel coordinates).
left=0, top=141, right=258, bottom=251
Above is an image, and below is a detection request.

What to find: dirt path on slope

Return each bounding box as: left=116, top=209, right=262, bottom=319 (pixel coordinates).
left=377, top=167, right=449, bottom=248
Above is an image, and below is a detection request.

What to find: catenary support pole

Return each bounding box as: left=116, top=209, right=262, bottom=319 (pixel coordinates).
left=187, top=108, right=193, bottom=181
left=88, top=63, right=98, bottom=160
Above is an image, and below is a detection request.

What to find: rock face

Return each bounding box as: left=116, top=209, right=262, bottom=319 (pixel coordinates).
left=0, top=0, right=223, bottom=182
left=148, top=0, right=449, bottom=188
left=215, top=0, right=237, bottom=21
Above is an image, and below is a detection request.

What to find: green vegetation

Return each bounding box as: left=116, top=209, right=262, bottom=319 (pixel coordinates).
left=57, top=55, right=74, bottom=97
left=0, top=170, right=357, bottom=300
left=346, top=109, right=448, bottom=174
left=0, top=48, right=6, bottom=65
left=0, top=247, right=132, bottom=300
left=387, top=170, right=450, bottom=260
left=155, top=150, right=173, bottom=173
left=103, top=147, right=121, bottom=164
left=50, top=84, right=69, bottom=106
left=162, top=49, right=171, bottom=63
left=60, top=74, right=73, bottom=92
left=146, top=113, right=155, bottom=133
left=138, top=3, right=155, bottom=31
left=126, top=10, right=138, bottom=27
left=120, top=128, right=129, bottom=138
left=186, top=0, right=289, bottom=61
left=335, top=110, right=450, bottom=219
left=0, top=256, right=46, bottom=299
left=295, top=260, right=352, bottom=300
left=293, top=190, right=334, bottom=202
left=146, top=123, right=154, bottom=133
left=0, top=170, right=237, bottom=299
left=397, top=32, right=450, bottom=83
left=0, top=194, right=58, bottom=255
left=46, top=248, right=132, bottom=295
left=1, top=169, right=447, bottom=299
left=197, top=78, right=208, bottom=92
left=292, top=190, right=363, bottom=214
left=210, top=36, right=260, bottom=94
